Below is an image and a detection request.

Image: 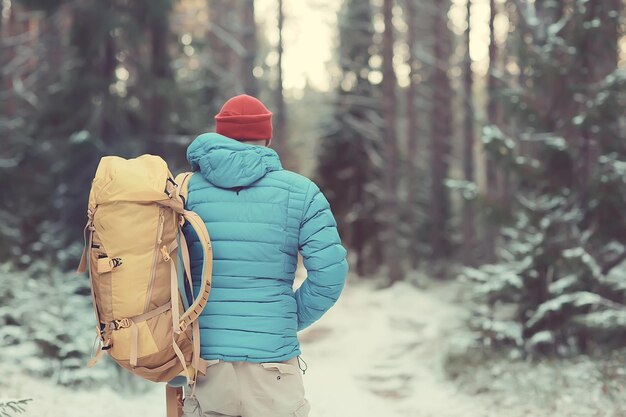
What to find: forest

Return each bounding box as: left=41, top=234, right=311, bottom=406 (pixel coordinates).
left=0, top=0, right=625, bottom=416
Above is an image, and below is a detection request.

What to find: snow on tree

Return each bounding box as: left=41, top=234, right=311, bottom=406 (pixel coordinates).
left=463, top=0, right=626, bottom=355
left=0, top=263, right=114, bottom=387
left=0, top=399, right=32, bottom=417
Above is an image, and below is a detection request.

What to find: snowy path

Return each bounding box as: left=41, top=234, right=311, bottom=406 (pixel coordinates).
left=299, top=278, right=489, bottom=417
left=0, top=278, right=492, bottom=417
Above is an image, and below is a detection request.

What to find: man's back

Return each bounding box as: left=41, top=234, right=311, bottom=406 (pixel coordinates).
left=184, top=133, right=348, bottom=363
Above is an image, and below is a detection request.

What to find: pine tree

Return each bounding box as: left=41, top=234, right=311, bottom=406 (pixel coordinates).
left=483, top=0, right=500, bottom=262
left=429, top=0, right=453, bottom=260
left=146, top=0, right=176, bottom=155
left=462, top=0, right=476, bottom=265
left=240, top=0, right=258, bottom=96
left=468, top=0, right=626, bottom=354
left=273, top=0, right=288, bottom=166
left=191, top=0, right=259, bottom=125
left=381, top=0, right=404, bottom=282
left=403, top=0, right=420, bottom=268
left=207, top=0, right=242, bottom=98
left=0, top=0, right=81, bottom=265
left=202, top=0, right=252, bottom=123
left=0, top=1, right=185, bottom=267
left=317, top=0, right=385, bottom=277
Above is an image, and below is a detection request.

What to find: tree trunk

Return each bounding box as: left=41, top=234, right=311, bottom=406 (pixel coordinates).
left=240, top=0, right=258, bottom=96
left=207, top=0, right=239, bottom=97
left=101, top=27, right=116, bottom=147
left=502, top=0, right=520, bottom=211
left=430, top=0, right=453, bottom=261
left=273, top=0, right=288, bottom=165
left=484, top=0, right=499, bottom=262
left=150, top=2, right=174, bottom=154
left=382, top=0, right=404, bottom=283
left=404, top=0, right=419, bottom=269
left=40, top=7, right=65, bottom=91
left=0, top=1, right=4, bottom=102
left=462, top=0, right=476, bottom=265
left=3, top=3, right=18, bottom=118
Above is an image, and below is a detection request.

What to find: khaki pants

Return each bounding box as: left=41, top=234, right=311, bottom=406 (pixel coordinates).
left=182, top=357, right=310, bottom=417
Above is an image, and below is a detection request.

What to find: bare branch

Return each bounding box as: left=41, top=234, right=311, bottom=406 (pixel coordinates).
left=207, top=24, right=246, bottom=57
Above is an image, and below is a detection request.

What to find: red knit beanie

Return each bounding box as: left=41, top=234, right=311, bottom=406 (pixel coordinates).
left=215, top=95, right=273, bottom=141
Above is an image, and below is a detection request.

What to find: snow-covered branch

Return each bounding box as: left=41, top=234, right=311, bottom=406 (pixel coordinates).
left=0, top=399, right=32, bottom=417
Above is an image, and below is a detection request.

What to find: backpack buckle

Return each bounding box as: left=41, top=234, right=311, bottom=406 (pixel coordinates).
left=179, top=320, right=188, bottom=332
left=165, top=178, right=177, bottom=198
left=111, top=318, right=131, bottom=330
left=87, top=206, right=97, bottom=222
left=161, top=245, right=171, bottom=262
left=110, top=257, right=123, bottom=268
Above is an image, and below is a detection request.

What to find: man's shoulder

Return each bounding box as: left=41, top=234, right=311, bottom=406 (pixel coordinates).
left=264, top=169, right=314, bottom=194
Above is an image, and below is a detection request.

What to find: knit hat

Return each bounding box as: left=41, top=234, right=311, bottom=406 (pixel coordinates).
left=215, top=95, right=273, bottom=141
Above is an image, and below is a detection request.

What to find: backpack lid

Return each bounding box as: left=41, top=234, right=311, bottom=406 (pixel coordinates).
left=89, top=155, right=176, bottom=206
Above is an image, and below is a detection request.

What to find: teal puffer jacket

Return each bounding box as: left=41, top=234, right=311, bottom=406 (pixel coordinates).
left=183, top=133, right=348, bottom=363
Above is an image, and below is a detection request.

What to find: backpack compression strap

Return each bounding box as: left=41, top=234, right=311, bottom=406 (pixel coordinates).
left=174, top=172, right=193, bottom=311
left=175, top=172, right=193, bottom=205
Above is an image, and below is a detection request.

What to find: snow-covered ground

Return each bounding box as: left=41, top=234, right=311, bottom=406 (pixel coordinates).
left=1, top=274, right=624, bottom=417
left=299, top=277, right=490, bottom=417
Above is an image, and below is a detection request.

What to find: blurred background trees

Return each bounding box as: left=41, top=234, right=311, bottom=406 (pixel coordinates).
left=0, top=0, right=624, bottom=359
left=467, top=0, right=626, bottom=356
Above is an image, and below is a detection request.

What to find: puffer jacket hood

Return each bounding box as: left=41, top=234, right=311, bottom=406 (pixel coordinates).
left=186, top=133, right=282, bottom=189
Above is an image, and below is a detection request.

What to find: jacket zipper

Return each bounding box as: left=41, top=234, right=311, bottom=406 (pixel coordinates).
left=144, top=209, right=165, bottom=313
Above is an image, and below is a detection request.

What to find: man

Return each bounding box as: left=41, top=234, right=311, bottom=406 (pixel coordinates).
left=182, top=94, right=348, bottom=417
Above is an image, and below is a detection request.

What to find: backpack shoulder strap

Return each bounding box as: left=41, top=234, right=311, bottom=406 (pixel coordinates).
left=174, top=171, right=212, bottom=330
left=175, top=172, right=193, bottom=206
left=178, top=210, right=212, bottom=331
left=173, top=171, right=212, bottom=381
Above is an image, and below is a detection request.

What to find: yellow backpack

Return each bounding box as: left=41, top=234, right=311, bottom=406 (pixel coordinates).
left=76, top=155, right=211, bottom=397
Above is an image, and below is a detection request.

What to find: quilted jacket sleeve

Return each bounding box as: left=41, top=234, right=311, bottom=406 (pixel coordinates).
left=295, top=181, right=348, bottom=331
